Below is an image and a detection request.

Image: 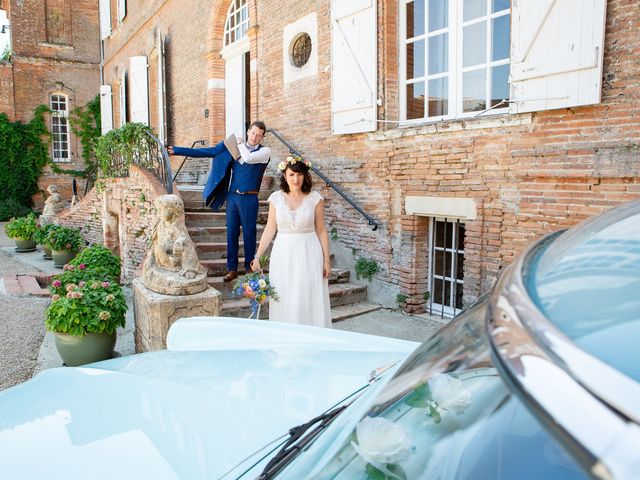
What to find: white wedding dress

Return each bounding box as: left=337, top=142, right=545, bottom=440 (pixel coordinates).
left=267, top=190, right=331, bottom=327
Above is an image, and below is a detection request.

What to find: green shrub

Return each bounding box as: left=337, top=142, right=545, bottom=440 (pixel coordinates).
left=0, top=199, right=32, bottom=221
left=396, top=293, right=408, bottom=304
left=46, top=278, right=127, bottom=336
left=355, top=257, right=379, bottom=281
left=4, top=213, right=38, bottom=240
left=46, top=225, right=85, bottom=251
left=0, top=106, right=50, bottom=214
left=32, top=223, right=57, bottom=246
left=95, top=122, right=154, bottom=177
left=70, top=244, right=121, bottom=281
left=423, top=291, right=430, bottom=302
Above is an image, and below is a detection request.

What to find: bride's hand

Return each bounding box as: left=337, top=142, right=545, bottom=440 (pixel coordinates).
left=323, top=260, right=331, bottom=278
left=250, top=258, right=261, bottom=272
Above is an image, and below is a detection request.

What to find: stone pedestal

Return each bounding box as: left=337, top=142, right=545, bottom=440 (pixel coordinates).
left=133, top=278, right=222, bottom=352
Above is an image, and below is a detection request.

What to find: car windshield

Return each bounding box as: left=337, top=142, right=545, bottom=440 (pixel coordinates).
left=526, top=200, right=640, bottom=382
left=290, top=301, right=586, bottom=479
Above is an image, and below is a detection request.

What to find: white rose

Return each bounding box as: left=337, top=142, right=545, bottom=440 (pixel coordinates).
left=429, top=373, right=472, bottom=416
left=351, top=416, right=412, bottom=475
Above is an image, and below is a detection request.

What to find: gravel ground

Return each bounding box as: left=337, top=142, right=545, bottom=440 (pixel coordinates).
left=0, top=248, right=50, bottom=391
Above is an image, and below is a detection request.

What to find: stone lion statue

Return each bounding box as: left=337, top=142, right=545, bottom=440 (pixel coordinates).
left=142, top=194, right=208, bottom=295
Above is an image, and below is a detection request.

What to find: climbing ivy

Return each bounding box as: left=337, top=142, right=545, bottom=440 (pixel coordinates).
left=0, top=105, right=50, bottom=220
left=95, top=122, right=154, bottom=177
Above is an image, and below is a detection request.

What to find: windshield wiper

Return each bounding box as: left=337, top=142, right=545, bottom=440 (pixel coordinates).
left=257, top=404, right=348, bottom=479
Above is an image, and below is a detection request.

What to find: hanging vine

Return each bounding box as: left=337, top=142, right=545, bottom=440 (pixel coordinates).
left=0, top=105, right=50, bottom=220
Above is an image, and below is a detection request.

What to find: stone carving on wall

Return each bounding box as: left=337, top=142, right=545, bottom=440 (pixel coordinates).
left=40, top=184, right=66, bottom=225
left=142, top=194, right=207, bottom=295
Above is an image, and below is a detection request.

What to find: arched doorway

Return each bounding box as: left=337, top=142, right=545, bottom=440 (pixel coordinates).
left=220, top=0, right=250, bottom=139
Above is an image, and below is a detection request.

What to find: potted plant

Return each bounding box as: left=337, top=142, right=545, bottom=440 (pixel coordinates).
left=68, top=244, right=121, bottom=282
left=45, top=225, right=85, bottom=267
left=32, top=223, right=57, bottom=259
left=4, top=213, right=38, bottom=251
left=46, top=264, right=127, bottom=366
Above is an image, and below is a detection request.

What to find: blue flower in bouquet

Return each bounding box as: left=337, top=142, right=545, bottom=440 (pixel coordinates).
left=233, top=255, right=279, bottom=318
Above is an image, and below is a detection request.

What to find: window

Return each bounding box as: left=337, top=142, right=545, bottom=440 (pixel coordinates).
left=117, top=0, right=126, bottom=23
left=429, top=218, right=465, bottom=317
left=119, top=71, right=127, bottom=127
left=400, top=0, right=511, bottom=122
left=223, top=0, right=249, bottom=47
left=50, top=94, right=70, bottom=163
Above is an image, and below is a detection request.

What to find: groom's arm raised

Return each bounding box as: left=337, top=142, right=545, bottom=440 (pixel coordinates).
left=168, top=142, right=226, bottom=158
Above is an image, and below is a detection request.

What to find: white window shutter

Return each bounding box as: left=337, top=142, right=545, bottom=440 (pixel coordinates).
left=100, top=85, right=113, bottom=135
left=99, top=0, right=111, bottom=40
left=118, top=0, right=126, bottom=22
left=509, top=0, right=607, bottom=114
left=330, top=0, right=377, bottom=134
left=129, top=56, right=149, bottom=126
left=119, top=70, right=127, bottom=127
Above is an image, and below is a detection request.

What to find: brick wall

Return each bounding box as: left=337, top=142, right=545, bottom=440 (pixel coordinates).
left=0, top=63, right=15, bottom=121
left=102, top=0, right=640, bottom=314
left=57, top=166, right=169, bottom=281
left=5, top=0, right=100, bottom=200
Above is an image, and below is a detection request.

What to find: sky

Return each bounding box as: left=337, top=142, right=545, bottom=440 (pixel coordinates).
left=0, top=10, right=9, bottom=54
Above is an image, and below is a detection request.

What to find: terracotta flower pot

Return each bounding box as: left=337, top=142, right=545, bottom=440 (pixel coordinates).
left=14, top=238, right=36, bottom=252
left=52, top=249, right=77, bottom=268
left=54, top=332, right=117, bottom=367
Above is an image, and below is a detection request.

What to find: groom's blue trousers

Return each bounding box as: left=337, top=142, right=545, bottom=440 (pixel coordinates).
left=225, top=191, right=259, bottom=272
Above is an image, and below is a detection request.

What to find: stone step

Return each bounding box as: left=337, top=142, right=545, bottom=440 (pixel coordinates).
left=330, top=303, right=382, bottom=323
left=185, top=211, right=268, bottom=227
left=220, top=282, right=368, bottom=316
left=201, top=258, right=247, bottom=276
left=209, top=272, right=359, bottom=299
left=183, top=200, right=270, bottom=212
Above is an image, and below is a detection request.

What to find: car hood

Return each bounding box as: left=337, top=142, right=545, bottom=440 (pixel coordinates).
left=0, top=318, right=417, bottom=479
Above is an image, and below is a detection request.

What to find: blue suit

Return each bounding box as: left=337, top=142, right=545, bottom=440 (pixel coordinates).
left=172, top=142, right=269, bottom=273
left=171, top=141, right=232, bottom=211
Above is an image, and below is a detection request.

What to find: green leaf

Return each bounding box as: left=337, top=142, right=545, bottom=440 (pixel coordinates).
left=428, top=404, right=442, bottom=424
left=365, top=464, right=407, bottom=480
left=405, top=383, right=431, bottom=408
left=365, top=464, right=387, bottom=480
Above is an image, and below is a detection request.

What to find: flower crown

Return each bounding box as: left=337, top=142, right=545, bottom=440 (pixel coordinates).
left=277, top=155, right=312, bottom=172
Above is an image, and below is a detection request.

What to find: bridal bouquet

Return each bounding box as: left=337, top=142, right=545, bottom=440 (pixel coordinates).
left=233, top=255, right=279, bottom=319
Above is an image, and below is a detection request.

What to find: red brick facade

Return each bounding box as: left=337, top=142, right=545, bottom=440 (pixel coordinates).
left=0, top=0, right=100, bottom=207
left=101, top=0, right=640, bottom=313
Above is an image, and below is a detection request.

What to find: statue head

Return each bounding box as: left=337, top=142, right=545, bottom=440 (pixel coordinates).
left=47, top=184, right=59, bottom=195
left=155, top=194, right=184, bottom=222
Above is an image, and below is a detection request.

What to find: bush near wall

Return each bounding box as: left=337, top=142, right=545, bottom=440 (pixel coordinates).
left=0, top=106, right=50, bottom=220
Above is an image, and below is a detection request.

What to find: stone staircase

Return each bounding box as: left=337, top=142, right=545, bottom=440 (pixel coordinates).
left=178, top=185, right=380, bottom=321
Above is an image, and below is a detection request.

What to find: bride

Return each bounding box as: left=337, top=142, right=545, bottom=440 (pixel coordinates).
left=250, top=156, right=331, bottom=327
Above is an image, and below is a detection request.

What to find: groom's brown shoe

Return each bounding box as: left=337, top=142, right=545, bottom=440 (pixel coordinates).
left=223, top=271, right=238, bottom=282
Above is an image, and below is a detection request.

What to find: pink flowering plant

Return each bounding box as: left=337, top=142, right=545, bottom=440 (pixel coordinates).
left=45, top=278, right=127, bottom=336
left=233, top=255, right=279, bottom=318
left=48, top=245, right=122, bottom=296
left=45, top=225, right=85, bottom=252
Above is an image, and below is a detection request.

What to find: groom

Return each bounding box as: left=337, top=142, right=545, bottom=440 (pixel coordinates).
left=168, top=120, right=271, bottom=282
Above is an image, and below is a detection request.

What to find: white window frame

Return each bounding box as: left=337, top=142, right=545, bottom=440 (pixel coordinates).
left=50, top=94, right=71, bottom=163
left=223, top=0, right=249, bottom=47
left=428, top=217, right=465, bottom=318
left=399, top=0, right=511, bottom=125
left=118, top=0, right=127, bottom=24
left=119, top=70, right=127, bottom=127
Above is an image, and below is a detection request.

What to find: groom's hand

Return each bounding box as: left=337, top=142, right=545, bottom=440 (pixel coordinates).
left=167, top=146, right=174, bottom=155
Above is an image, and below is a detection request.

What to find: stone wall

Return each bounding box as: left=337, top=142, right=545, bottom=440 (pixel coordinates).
left=57, top=166, right=169, bottom=281
left=0, top=63, right=15, bottom=121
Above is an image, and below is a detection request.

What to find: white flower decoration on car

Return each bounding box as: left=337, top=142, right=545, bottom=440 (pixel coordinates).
left=351, top=416, right=412, bottom=477
left=428, top=373, right=472, bottom=416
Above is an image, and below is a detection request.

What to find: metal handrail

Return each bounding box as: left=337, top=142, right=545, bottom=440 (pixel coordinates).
left=144, top=131, right=173, bottom=194
left=266, top=128, right=379, bottom=231
left=172, top=140, right=208, bottom=182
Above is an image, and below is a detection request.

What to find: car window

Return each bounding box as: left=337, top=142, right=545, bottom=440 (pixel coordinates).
left=303, top=301, right=586, bottom=479
left=527, top=201, right=640, bottom=382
